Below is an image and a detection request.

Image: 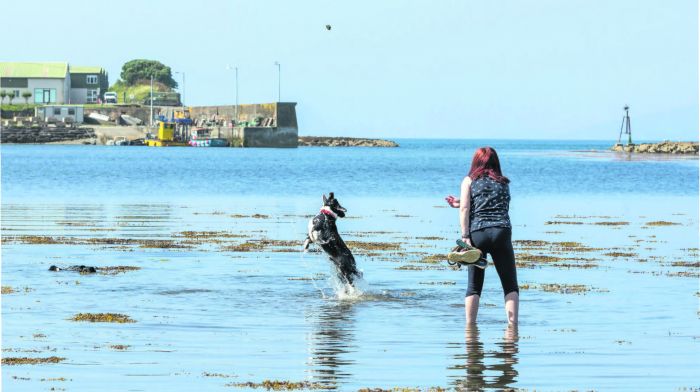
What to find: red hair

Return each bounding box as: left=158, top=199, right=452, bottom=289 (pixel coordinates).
left=468, top=147, right=509, bottom=184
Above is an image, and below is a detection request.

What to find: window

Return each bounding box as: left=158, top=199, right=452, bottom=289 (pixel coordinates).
left=13, top=89, right=20, bottom=97
left=34, top=88, right=56, bottom=103
left=86, top=75, right=98, bottom=84
left=54, top=108, right=61, bottom=115
left=68, top=108, right=75, bottom=115
left=86, top=89, right=98, bottom=103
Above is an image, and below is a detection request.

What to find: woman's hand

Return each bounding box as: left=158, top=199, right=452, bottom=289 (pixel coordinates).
left=445, top=195, right=460, bottom=208
left=461, top=236, right=473, bottom=247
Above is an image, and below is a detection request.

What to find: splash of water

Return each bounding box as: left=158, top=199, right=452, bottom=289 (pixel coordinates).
left=332, top=273, right=367, bottom=301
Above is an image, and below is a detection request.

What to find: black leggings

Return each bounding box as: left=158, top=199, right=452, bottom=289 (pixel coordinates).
left=466, top=227, right=519, bottom=297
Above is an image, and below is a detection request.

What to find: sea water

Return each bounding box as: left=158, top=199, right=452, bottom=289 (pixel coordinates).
left=1, top=140, right=698, bottom=391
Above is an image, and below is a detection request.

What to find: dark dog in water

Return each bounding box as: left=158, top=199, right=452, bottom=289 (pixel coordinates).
left=303, top=193, right=361, bottom=285
left=49, top=265, right=97, bottom=274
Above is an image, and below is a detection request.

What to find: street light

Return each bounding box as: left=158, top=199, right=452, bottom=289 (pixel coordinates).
left=274, top=61, right=280, bottom=102
left=174, top=71, right=186, bottom=106
left=226, top=64, right=239, bottom=124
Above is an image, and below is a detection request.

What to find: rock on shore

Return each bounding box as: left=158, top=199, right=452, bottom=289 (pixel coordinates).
left=1, top=126, right=95, bottom=143
left=611, top=141, right=698, bottom=154
left=298, top=136, right=398, bottom=147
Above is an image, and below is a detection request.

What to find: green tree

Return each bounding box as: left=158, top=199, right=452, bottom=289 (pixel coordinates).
left=7, top=91, right=15, bottom=104
left=120, top=59, right=178, bottom=88
left=22, top=91, right=32, bottom=104
left=0, top=90, right=6, bottom=103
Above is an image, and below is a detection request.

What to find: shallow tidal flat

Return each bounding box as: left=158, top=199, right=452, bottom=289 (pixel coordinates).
left=1, top=197, right=698, bottom=391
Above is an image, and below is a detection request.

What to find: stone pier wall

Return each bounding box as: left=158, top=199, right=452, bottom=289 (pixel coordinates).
left=189, top=102, right=298, bottom=148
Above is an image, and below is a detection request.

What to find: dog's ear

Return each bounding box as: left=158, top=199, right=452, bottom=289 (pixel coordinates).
left=322, top=194, right=328, bottom=204
left=329, top=192, right=334, bottom=200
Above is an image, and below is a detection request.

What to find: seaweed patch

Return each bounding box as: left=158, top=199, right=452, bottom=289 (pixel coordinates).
left=604, top=252, right=638, bottom=258
left=226, top=380, right=327, bottom=390
left=593, top=221, right=630, bottom=226
left=520, top=283, right=607, bottom=294
left=345, top=241, right=402, bottom=251
left=645, top=221, right=682, bottom=226
left=2, top=356, right=65, bottom=365
left=70, top=313, right=136, bottom=323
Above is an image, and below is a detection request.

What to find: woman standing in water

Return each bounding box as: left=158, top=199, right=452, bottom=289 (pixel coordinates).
left=445, top=147, right=519, bottom=325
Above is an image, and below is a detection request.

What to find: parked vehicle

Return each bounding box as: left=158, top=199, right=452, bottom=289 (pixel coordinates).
left=104, top=92, right=118, bottom=104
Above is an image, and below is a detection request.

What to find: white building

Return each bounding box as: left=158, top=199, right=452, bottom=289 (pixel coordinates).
left=0, top=62, right=108, bottom=105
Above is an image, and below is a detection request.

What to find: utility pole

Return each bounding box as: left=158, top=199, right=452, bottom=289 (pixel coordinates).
left=174, top=71, right=185, bottom=107
left=226, top=65, right=239, bottom=124
left=149, top=76, right=154, bottom=128
left=235, top=66, right=239, bottom=123
left=274, top=61, right=281, bottom=102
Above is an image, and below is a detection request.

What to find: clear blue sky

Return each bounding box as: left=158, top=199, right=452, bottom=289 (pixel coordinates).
left=3, top=0, right=697, bottom=140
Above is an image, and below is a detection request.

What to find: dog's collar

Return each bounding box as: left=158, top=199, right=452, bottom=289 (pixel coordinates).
left=320, top=206, right=337, bottom=219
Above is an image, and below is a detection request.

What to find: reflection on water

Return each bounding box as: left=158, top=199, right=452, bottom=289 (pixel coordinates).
left=451, top=325, right=519, bottom=390
left=306, top=301, right=357, bottom=389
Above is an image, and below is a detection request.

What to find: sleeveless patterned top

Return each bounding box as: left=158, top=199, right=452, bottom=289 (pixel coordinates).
left=469, top=176, right=511, bottom=233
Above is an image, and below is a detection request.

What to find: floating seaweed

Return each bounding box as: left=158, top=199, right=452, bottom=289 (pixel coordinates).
left=517, top=253, right=565, bottom=263
left=417, top=254, right=446, bottom=264
left=99, top=266, right=141, bottom=275
left=513, top=240, right=549, bottom=247
left=1, top=285, right=32, bottom=294
left=359, top=388, right=446, bottom=392
left=226, top=380, right=327, bottom=390
left=395, top=264, right=446, bottom=271
left=229, top=214, right=270, bottom=219
left=671, top=261, right=700, bottom=268
left=593, top=221, right=630, bottom=226
left=203, top=372, right=237, bottom=378
left=177, top=231, right=245, bottom=239
left=2, top=356, right=65, bottom=365
left=520, top=283, right=606, bottom=294
left=545, top=221, right=584, bottom=225
left=110, top=345, right=130, bottom=350
left=70, top=313, right=136, bottom=323
left=604, top=252, right=638, bottom=258
left=345, top=241, right=402, bottom=251
left=418, top=281, right=456, bottom=285
left=221, top=242, right=265, bottom=252
left=645, top=221, right=682, bottom=226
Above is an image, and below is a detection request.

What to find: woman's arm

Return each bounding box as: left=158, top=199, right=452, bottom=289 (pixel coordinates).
left=445, top=195, right=460, bottom=208
left=459, top=176, right=472, bottom=244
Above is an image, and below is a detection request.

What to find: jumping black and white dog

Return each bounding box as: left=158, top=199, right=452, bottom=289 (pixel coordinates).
left=303, top=193, right=361, bottom=285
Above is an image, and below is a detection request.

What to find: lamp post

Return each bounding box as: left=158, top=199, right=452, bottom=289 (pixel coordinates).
left=226, top=65, right=239, bottom=124
left=174, top=71, right=186, bottom=106
left=274, top=61, right=280, bottom=102
left=149, top=76, right=153, bottom=128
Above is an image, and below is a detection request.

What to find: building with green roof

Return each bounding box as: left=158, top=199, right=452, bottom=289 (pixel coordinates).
left=0, top=62, right=108, bottom=104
